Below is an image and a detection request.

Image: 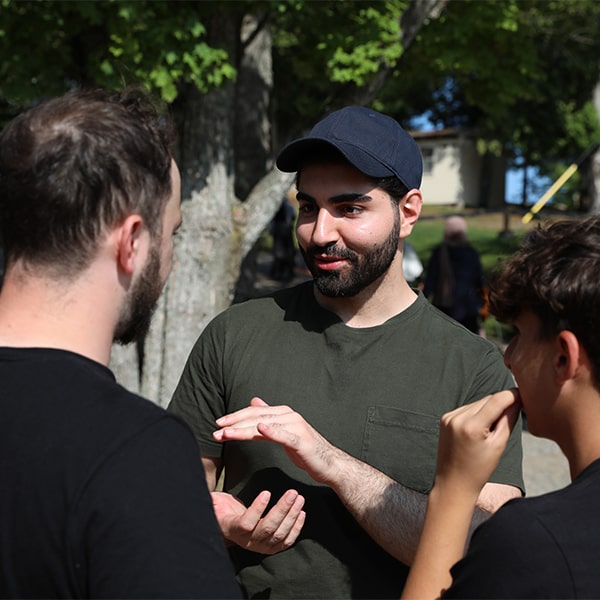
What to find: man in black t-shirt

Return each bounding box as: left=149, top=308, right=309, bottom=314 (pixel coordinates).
left=0, top=89, right=240, bottom=598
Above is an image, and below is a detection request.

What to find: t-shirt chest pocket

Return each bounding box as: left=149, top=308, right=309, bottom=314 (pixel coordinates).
left=360, top=406, right=440, bottom=494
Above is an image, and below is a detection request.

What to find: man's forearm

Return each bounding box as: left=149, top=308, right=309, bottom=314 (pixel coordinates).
left=318, top=444, right=425, bottom=564
left=321, top=447, right=494, bottom=565
left=212, top=400, right=508, bottom=564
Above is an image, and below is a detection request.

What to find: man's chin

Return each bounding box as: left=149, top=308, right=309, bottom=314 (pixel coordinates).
left=314, top=275, right=361, bottom=298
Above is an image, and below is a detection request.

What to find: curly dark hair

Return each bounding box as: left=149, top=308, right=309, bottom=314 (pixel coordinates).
left=488, top=216, right=600, bottom=386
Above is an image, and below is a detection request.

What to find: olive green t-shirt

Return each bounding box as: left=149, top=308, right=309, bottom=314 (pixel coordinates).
left=170, top=283, right=523, bottom=599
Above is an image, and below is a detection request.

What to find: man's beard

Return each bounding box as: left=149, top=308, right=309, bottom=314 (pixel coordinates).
left=300, top=209, right=400, bottom=298
left=114, top=244, right=163, bottom=345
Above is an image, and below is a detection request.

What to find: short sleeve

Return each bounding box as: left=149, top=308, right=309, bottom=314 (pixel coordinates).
left=466, top=346, right=525, bottom=492
left=169, top=317, right=228, bottom=458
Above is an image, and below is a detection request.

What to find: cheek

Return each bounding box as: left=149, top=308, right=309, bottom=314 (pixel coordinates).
left=295, top=222, right=310, bottom=245
left=508, top=344, right=539, bottom=393
left=504, top=340, right=521, bottom=376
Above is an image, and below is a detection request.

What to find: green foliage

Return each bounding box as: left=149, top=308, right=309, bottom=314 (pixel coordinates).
left=378, top=0, right=600, bottom=178
left=272, top=0, right=410, bottom=136
left=326, top=3, right=404, bottom=86
left=0, top=0, right=236, bottom=107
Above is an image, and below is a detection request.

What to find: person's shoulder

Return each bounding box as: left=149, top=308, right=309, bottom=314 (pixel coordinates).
left=90, top=380, right=185, bottom=449
left=412, top=297, right=505, bottom=366
left=2, top=347, right=164, bottom=420
left=212, top=281, right=313, bottom=324
left=54, top=352, right=179, bottom=436
left=445, top=495, right=572, bottom=599
left=473, top=487, right=574, bottom=547
left=417, top=296, right=489, bottom=341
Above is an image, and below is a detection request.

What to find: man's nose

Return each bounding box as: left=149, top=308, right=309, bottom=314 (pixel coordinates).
left=311, top=208, right=338, bottom=247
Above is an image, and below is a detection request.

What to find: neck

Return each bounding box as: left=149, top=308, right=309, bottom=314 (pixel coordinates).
left=551, top=381, right=600, bottom=481
left=559, top=434, right=600, bottom=482
left=314, top=259, right=418, bottom=328
left=0, top=263, right=119, bottom=366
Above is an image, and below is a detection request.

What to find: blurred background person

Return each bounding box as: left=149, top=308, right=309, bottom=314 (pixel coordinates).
left=424, top=216, right=484, bottom=334
left=269, top=195, right=297, bottom=282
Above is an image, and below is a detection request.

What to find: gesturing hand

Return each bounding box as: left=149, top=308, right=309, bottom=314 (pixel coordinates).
left=435, top=388, right=522, bottom=499
left=213, top=397, right=342, bottom=486
left=212, top=488, right=306, bottom=555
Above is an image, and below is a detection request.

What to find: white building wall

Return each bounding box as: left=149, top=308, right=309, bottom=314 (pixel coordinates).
left=419, top=140, right=462, bottom=205
left=416, top=134, right=484, bottom=208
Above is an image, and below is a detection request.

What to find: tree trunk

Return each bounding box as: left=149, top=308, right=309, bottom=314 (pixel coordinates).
left=144, top=80, right=240, bottom=405
left=576, top=82, right=600, bottom=215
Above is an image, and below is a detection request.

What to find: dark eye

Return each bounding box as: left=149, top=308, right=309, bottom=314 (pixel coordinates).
left=298, top=203, right=316, bottom=215
left=342, top=205, right=363, bottom=216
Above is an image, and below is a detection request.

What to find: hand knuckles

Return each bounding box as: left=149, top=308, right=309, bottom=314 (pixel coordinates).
left=235, top=521, right=258, bottom=536
left=257, top=525, right=277, bottom=539
left=269, top=532, right=286, bottom=546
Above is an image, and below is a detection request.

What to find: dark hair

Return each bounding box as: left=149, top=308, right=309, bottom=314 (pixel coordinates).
left=489, top=216, right=600, bottom=386
left=0, top=87, right=175, bottom=277
left=294, top=145, right=409, bottom=204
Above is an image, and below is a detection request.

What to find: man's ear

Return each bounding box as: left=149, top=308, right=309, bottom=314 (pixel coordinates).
left=555, top=330, right=582, bottom=383
left=400, top=189, right=423, bottom=237
left=115, top=215, right=146, bottom=276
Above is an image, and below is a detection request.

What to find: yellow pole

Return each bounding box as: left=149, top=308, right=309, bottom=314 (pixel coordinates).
left=521, top=163, right=579, bottom=224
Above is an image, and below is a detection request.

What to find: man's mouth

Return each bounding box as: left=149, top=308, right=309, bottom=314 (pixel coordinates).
left=311, top=254, right=348, bottom=270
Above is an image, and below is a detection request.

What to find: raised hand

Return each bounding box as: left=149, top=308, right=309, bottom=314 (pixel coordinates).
left=402, top=389, right=522, bottom=599
left=435, top=388, right=522, bottom=500
left=211, top=488, right=306, bottom=554
left=213, top=397, right=343, bottom=485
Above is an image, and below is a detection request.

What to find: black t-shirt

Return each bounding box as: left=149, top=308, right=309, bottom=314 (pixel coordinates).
left=0, top=347, right=241, bottom=599
left=444, top=458, right=600, bottom=599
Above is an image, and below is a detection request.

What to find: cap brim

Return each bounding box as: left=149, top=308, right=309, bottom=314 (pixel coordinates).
left=276, top=137, right=395, bottom=179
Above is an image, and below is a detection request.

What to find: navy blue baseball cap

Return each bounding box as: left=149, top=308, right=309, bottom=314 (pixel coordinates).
left=276, top=105, right=422, bottom=190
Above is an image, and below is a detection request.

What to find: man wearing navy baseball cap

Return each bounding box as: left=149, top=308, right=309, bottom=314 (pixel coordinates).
left=170, top=106, right=525, bottom=598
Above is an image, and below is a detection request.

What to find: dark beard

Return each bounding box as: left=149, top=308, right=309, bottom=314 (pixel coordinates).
left=114, top=245, right=163, bottom=345
left=300, top=209, right=400, bottom=298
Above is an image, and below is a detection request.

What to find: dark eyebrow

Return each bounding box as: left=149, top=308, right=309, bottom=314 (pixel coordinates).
left=296, top=191, right=315, bottom=203
left=296, top=191, right=373, bottom=204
